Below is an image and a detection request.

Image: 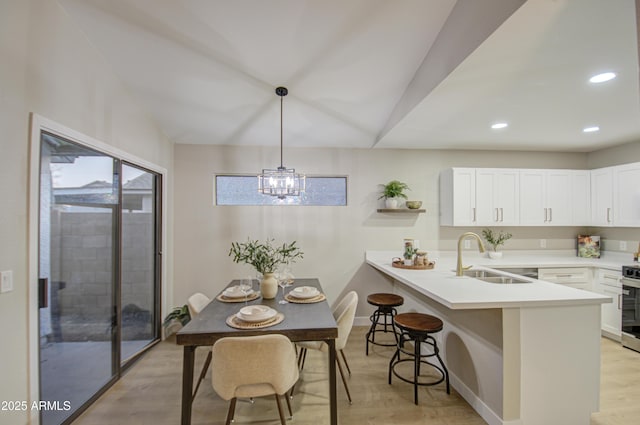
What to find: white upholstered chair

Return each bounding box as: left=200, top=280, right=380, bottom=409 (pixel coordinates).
left=211, top=334, right=299, bottom=425
left=296, top=291, right=358, bottom=403
left=187, top=292, right=212, bottom=398
left=187, top=292, right=211, bottom=318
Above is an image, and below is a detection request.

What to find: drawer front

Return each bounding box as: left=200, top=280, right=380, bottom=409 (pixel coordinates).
left=539, top=267, right=591, bottom=284
left=599, top=270, right=622, bottom=289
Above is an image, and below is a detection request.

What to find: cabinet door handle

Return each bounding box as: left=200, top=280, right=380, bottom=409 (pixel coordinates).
left=472, top=207, right=476, bottom=222
left=500, top=208, right=504, bottom=222
left=618, top=294, right=622, bottom=310
left=549, top=208, right=552, bottom=222
left=606, top=207, right=611, bottom=223
left=544, top=208, right=548, bottom=222
left=495, top=208, right=499, bottom=222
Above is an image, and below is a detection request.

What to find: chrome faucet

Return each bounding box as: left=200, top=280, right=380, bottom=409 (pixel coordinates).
left=456, top=232, right=486, bottom=276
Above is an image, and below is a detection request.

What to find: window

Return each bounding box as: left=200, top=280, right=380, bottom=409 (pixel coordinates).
left=215, top=175, right=347, bottom=206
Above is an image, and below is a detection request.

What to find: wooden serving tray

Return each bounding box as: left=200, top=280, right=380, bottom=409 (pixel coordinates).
left=392, top=260, right=435, bottom=270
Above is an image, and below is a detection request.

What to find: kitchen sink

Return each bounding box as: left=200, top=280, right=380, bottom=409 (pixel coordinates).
left=459, top=269, right=531, bottom=284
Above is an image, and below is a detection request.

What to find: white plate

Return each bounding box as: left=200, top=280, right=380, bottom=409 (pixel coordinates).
left=223, top=286, right=254, bottom=299
left=237, top=305, right=277, bottom=322
left=289, top=286, right=320, bottom=299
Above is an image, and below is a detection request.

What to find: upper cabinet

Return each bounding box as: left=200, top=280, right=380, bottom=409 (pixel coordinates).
left=439, top=168, right=476, bottom=226
left=440, top=168, right=519, bottom=226
left=475, top=169, right=519, bottom=225
left=439, top=165, right=623, bottom=227
left=613, top=163, right=640, bottom=227
left=591, top=167, right=614, bottom=226
left=519, top=170, right=590, bottom=226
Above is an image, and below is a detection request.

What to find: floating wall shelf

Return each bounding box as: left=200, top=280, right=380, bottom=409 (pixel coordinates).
left=377, top=209, right=426, bottom=214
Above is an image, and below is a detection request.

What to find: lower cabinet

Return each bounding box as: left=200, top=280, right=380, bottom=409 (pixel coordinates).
left=595, top=269, right=622, bottom=340
left=538, top=267, right=592, bottom=291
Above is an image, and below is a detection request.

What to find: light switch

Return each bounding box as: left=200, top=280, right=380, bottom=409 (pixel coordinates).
left=1, top=270, right=13, bottom=293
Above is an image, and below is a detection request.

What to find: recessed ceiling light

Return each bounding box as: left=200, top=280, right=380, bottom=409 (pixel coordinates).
left=589, top=72, right=616, bottom=83
left=491, top=122, right=508, bottom=129
left=583, top=126, right=600, bottom=133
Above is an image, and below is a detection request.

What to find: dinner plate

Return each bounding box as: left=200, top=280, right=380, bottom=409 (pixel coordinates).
left=223, top=286, right=254, bottom=299
left=237, top=305, right=277, bottom=322
left=289, top=286, right=320, bottom=299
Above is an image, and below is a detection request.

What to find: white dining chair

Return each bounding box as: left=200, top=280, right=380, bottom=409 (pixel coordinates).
left=211, top=334, right=299, bottom=425
left=187, top=292, right=212, bottom=398
left=295, top=291, right=358, bottom=403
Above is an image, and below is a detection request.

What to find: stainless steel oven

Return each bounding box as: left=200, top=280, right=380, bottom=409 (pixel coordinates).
left=622, top=265, right=640, bottom=352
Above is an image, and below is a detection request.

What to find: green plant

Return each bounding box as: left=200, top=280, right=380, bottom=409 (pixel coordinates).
left=163, top=305, right=190, bottom=328
left=378, top=180, right=410, bottom=200
left=403, top=245, right=418, bottom=260
left=229, top=238, right=304, bottom=274
left=482, top=228, right=513, bottom=252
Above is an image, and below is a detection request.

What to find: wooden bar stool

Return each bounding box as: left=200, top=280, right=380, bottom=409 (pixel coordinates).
left=365, top=293, right=404, bottom=355
left=388, top=312, right=450, bottom=404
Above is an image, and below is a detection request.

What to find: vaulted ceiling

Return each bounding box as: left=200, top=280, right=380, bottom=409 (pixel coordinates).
left=60, top=0, right=640, bottom=152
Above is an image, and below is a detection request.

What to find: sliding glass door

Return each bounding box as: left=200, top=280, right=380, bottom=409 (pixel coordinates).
left=38, top=132, right=161, bottom=424
left=120, top=163, right=161, bottom=362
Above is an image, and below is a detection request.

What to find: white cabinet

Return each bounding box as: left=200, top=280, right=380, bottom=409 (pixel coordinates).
left=613, top=163, right=640, bottom=227
left=571, top=171, right=591, bottom=225
left=591, top=167, right=614, bottom=226
left=475, top=169, right=519, bottom=226
left=595, top=269, right=622, bottom=339
left=519, top=170, right=590, bottom=226
left=590, top=163, right=640, bottom=227
left=538, top=267, right=592, bottom=291
left=439, top=168, right=476, bottom=226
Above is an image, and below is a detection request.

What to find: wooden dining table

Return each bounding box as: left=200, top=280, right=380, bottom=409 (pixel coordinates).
left=176, top=278, right=339, bottom=425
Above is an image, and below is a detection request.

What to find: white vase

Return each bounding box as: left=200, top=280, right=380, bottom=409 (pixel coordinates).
left=488, top=251, right=503, bottom=259
left=260, top=272, right=278, bottom=299
left=385, top=198, right=399, bottom=209
left=403, top=258, right=413, bottom=266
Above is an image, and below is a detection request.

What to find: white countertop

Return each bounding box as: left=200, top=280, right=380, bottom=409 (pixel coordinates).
left=365, top=250, right=615, bottom=309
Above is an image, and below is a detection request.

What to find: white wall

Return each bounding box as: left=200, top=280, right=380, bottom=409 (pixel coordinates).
left=0, top=1, right=173, bottom=424
left=174, top=144, right=592, bottom=318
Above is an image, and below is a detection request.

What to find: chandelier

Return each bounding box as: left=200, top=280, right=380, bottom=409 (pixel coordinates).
left=258, top=87, right=305, bottom=199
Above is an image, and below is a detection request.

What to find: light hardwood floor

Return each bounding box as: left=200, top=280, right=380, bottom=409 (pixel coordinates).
left=74, top=327, right=640, bottom=425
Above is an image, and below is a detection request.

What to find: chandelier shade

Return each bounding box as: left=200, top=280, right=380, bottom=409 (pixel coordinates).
left=258, top=87, right=305, bottom=199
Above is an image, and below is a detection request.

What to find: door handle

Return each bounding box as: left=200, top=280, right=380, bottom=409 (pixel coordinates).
left=38, top=278, right=48, bottom=309
left=544, top=208, right=548, bottom=222
left=472, top=207, right=476, bottom=222
left=495, top=208, right=499, bottom=222
left=549, top=208, right=552, bottom=222
left=618, top=294, right=621, bottom=310
left=500, top=208, right=504, bottom=222
left=606, top=207, right=611, bottom=223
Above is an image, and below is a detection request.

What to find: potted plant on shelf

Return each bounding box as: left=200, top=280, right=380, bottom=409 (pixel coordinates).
left=379, top=180, right=410, bottom=209
left=229, top=238, right=304, bottom=299
left=482, top=228, right=513, bottom=259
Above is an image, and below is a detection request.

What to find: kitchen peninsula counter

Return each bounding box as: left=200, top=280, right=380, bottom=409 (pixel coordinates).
left=365, top=250, right=610, bottom=425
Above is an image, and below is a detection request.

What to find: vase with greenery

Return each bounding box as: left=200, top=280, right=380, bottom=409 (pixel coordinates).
left=481, top=228, right=513, bottom=258
left=229, top=238, right=304, bottom=299
left=379, top=180, right=410, bottom=209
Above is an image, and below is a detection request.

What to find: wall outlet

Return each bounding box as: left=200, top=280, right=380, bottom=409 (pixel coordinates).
left=620, top=241, right=627, bottom=251
left=540, top=239, right=547, bottom=248
left=464, top=240, right=471, bottom=249
left=1, top=270, right=13, bottom=293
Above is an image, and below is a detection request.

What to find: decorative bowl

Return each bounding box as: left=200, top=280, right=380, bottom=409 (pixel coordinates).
left=237, top=305, right=277, bottom=322
left=289, top=286, right=320, bottom=299
left=406, top=201, right=422, bottom=209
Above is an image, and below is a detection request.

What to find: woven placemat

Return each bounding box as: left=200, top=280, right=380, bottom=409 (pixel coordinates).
left=226, top=312, right=285, bottom=329
left=216, top=292, right=260, bottom=303
left=284, top=293, right=326, bottom=304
